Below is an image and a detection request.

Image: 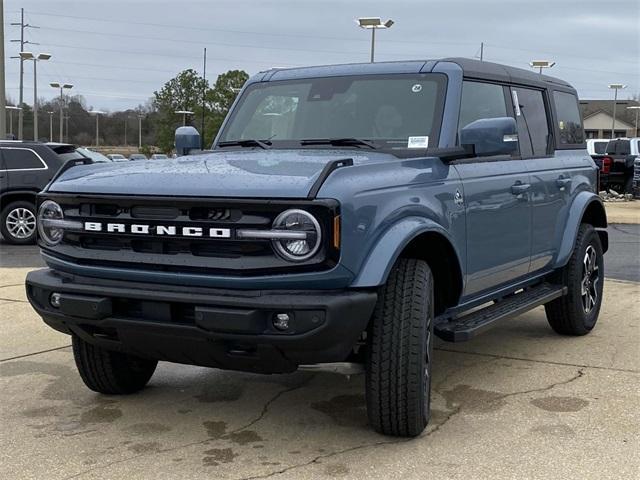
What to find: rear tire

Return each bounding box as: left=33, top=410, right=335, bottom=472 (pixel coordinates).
left=365, top=258, right=434, bottom=437
left=1, top=201, right=37, bottom=245
left=545, top=224, right=604, bottom=336
left=72, top=335, right=157, bottom=394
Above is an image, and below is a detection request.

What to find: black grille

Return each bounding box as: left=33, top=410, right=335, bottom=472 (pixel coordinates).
left=41, top=194, right=339, bottom=276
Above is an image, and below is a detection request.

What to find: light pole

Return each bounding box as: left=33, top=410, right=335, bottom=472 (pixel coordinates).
left=529, top=60, right=555, bottom=75
left=6, top=106, right=21, bottom=137
left=356, top=17, right=394, bottom=63
left=137, top=114, right=144, bottom=149
left=175, top=109, right=194, bottom=126
left=627, top=106, right=640, bottom=137
left=20, top=51, right=51, bottom=141
left=47, top=111, right=54, bottom=142
left=49, top=82, right=73, bottom=142
left=89, top=110, right=105, bottom=147
left=608, top=84, right=626, bottom=139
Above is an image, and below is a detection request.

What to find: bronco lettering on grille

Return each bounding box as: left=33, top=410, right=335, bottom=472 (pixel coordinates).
left=83, top=222, right=231, bottom=238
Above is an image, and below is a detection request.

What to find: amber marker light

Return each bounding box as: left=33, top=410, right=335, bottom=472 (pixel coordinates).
left=333, top=215, right=341, bottom=249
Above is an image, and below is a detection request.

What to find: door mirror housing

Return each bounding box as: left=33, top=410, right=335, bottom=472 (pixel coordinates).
left=175, top=126, right=201, bottom=156
left=460, top=117, right=519, bottom=157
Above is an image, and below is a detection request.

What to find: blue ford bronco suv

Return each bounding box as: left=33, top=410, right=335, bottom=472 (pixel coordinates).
left=26, top=58, right=607, bottom=437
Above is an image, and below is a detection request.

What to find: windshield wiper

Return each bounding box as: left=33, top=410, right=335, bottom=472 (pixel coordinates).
left=217, top=139, right=272, bottom=150
left=300, top=138, right=378, bottom=149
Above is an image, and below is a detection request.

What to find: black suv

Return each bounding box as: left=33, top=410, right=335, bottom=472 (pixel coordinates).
left=0, top=141, right=91, bottom=244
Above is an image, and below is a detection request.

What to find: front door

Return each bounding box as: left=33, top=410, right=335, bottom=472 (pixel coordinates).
left=454, top=81, right=532, bottom=297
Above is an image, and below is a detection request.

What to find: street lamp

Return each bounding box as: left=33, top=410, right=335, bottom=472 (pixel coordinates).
left=47, top=111, right=54, bottom=142
left=50, top=82, right=73, bottom=142
left=529, top=60, right=555, bottom=75
left=6, top=106, right=22, bottom=137
left=137, top=113, right=144, bottom=149
left=175, top=110, right=194, bottom=126
left=608, top=84, right=626, bottom=139
left=20, top=52, right=52, bottom=141
left=89, top=110, right=105, bottom=147
left=356, top=17, right=394, bottom=63
left=626, top=106, right=640, bottom=137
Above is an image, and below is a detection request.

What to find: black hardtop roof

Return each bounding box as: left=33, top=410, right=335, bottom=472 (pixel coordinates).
left=260, top=57, right=575, bottom=92
left=442, top=57, right=574, bottom=90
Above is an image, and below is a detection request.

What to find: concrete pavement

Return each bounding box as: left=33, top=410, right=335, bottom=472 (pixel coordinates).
left=1, top=264, right=638, bottom=479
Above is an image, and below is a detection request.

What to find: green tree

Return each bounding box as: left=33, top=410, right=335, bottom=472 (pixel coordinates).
left=152, top=69, right=209, bottom=152
left=205, top=70, right=249, bottom=144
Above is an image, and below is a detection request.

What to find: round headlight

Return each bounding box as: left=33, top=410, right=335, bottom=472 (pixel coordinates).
left=37, top=200, right=65, bottom=245
left=272, top=209, right=321, bottom=262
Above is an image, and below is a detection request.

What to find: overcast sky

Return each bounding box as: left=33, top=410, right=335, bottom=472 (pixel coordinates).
left=4, top=0, right=639, bottom=111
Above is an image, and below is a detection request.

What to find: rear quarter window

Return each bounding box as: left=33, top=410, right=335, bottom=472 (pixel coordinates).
left=0, top=148, right=47, bottom=170
left=553, top=91, right=584, bottom=145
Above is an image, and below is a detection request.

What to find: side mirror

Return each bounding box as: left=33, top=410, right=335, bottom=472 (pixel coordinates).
left=460, top=117, right=518, bottom=157
left=175, top=126, right=201, bottom=156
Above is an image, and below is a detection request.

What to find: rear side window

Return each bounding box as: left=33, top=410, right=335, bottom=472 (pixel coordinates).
left=553, top=91, right=584, bottom=145
left=512, top=87, right=550, bottom=157
left=458, top=81, right=507, bottom=134
left=594, top=142, right=607, bottom=154
left=0, top=148, right=46, bottom=170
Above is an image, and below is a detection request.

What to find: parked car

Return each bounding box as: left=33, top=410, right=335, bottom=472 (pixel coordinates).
left=26, top=58, right=607, bottom=437
left=0, top=141, right=92, bottom=244
left=106, top=154, right=127, bottom=162
left=599, top=138, right=639, bottom=193
left=129, top=153, right=147, bottom=161
left=76, top=147, right=112, bottom=163
left=150, top=153, right=169, bottom=160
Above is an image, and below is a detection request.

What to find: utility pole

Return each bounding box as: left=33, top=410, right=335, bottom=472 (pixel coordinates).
left=64, top=113, right=69, bottom=142
left=480, top=42, right=484, bottom=61
left=201, top=47, right=207, bottom=149
left=138, top=114, right=143, bottom=149
left=0, top=0, right=6, bottom=140
left=47, top=111, right=53, bottom=141
left=10, top=8, right=38, bottom=140
left=124, top=117, right=127, bottom=146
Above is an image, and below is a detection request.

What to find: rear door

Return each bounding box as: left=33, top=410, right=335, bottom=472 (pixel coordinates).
left=0, top=148, right=9, bottom=193
left=454, top=80, right=532, bottom=297
left=511, top=86, right=569, bottom=273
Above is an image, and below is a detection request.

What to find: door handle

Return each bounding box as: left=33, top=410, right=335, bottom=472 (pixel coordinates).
left=556, top=176, right=571, bottom=190
left=511, top=182, right=531, bottom=195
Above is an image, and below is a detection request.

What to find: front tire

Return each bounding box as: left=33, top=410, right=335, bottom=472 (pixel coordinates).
left=545, top=224, right=604, bottom=335
left=72, top=335, right=158, bottom=394
left=365, top=258, right=434, bottom=437
left=1, top=201, right=37, bottom=244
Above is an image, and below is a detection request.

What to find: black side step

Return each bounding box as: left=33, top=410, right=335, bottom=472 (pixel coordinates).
left=435, top=283, right=567, bottom=342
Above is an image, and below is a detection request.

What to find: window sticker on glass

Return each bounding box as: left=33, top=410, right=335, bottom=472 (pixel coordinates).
left=411, top=84, right=422, bottom=93
left=511, top=90, right=521, bottom=116
left=407, top=136, right=429, bottom=149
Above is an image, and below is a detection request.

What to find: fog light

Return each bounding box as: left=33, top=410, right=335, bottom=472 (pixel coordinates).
left=273, top=313, right=290, bottom=331
left=50, top=292, right=62, bottom=308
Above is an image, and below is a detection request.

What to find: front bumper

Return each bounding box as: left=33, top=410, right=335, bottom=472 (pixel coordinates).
left=26, top=268, right=377, bottom=374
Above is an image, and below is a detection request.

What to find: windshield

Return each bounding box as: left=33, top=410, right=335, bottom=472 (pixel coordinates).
left=217, top=73, right=446, bottom=152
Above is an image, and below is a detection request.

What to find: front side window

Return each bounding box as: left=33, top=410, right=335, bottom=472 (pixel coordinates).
left=458, top=81, right=507, bottom=134
left=218, top=73, right=446, bottom=153
left=553, top=91, right=584, bottom=145
left=1, top=148, right=46, bottom=170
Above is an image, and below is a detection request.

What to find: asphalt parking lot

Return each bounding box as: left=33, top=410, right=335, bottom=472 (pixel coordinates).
left=1, top=226, right=638, bottom=479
